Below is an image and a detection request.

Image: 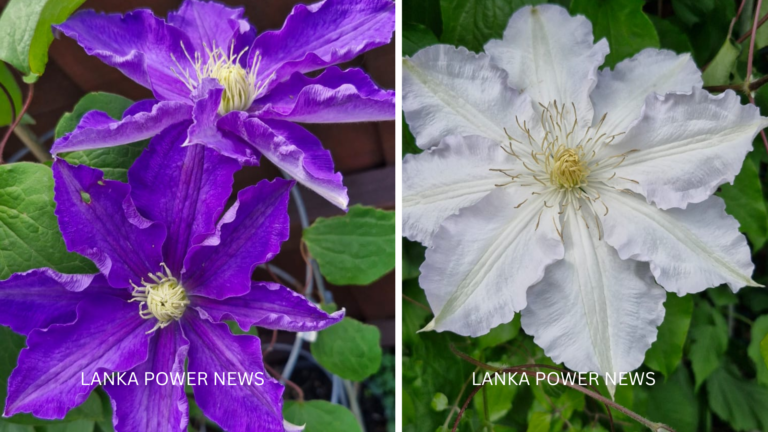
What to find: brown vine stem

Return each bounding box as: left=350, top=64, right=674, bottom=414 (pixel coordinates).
left=729, top=0, right=749, bottom=40
left=0, top=83, right=33, bottom=164
left=403, top=294, right=432, bottom=312
left=449, top=345, right=676, bottom=432
left=264, top=363, right=304, bottom=402
left=703, top=73, right=768, bottom=92
left=737, top=11, right=768, bottom=44
left=441, top=369, right=477, bottom=430
left=450, top=344, right=615, bottom=431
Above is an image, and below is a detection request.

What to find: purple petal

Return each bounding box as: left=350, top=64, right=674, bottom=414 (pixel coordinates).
left=187, top=78, right=261, bottom=165
left=182, top=313, right=284, bottom=432
left=181, top=179, right=292, bottom=299
left=168, top=0, right=252, bottom=57
left=128, top=121, right=240, bottom=275
left=55, top=10, right=195, bottom=101
left=4, top=297, right=153, bottom=419
left=192, top=281, right=344, bottom=332
left=0, top=270, right=126, bottom=335
left=219, top=114, right=348, bottom=209
left=103, top=323, right=190, bottom=432
left=51, top=100, right=192, bottom=155
left=250, top=0, right=395, bottom=87
left=53, top=159, right=166, bottom=288
left=253, top=67, right=395, bottom=123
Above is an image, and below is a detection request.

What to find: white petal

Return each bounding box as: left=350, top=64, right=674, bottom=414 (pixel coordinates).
left=598, top=188, right=757, bottom=293
left=404, top=135, right=514, bottom=246
left=403, top=44, right=530, bottom=149
left=598, top=88, right=768, bottom=210
left=484, top=4, right=609, bottom=120
left=420, top=187, right=564, bottom=337
left=521, top=205, right=666, bottom=395
left=591, top=49, right=703, bottom=134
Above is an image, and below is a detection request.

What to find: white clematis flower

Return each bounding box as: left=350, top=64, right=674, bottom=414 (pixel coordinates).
left=403, top=4, right=767, bottom=393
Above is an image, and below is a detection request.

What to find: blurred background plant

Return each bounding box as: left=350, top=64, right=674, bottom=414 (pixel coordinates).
left=0, top=0, right=396, bottom=431
left=403, top=0, right=768, bottom=431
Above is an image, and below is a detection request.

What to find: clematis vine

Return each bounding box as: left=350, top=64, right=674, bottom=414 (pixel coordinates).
left=403, top=4, right=767, bottom=394
left=0, top=123, right=343, bottom=431
left=50, top=0, right=395, bottom=209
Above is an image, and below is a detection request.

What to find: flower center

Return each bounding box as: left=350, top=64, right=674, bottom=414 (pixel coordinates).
left=549, top=146, right=589, bottom=189
left=130, top=263, right=189, bottom=334
left=171, top=42, right=271, bottom=115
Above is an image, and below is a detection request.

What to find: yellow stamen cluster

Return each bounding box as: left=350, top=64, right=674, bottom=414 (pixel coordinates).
left=549, top=146, right=590, bottom=190
left=171, top=41, right=271, bottom=115
left=130, top=263, right=189, bottom=334
left=491, top=101, right=638, bottom=242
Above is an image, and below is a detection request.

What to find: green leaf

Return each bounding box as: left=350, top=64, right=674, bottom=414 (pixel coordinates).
left=0, top=0, right=86, bottom=81
left=682, top=0, right=735, bottom=66
left=402, top=238, right=425, bottom=280
left=402, top=113, right=422, bottom=157
left=706, top=365, right=768, bottom=430
left=645, top=365, right=699, bottom=432
left=649, top=15, right=694, bottom=54
left=403, top=23, right=440, bottom=57
left=402, top=279, right=432, bottom=347
left=671, top=0, right=716, bottom=27
left=0, top=326, right=26, bottom=421
left=0, top=62, right=22, bottom=128
left=707, top=284, right=739, bottom=307
left=403, top=0, right=443, bottom=37
left=644, top=293, right=693, bottom=378
left=689, top=307, right=728, bottom=390
left=56, top=93, right=147, bottom=183
left=303, top=205, right=395, bottom=285
left=283, top=400, right=362, bottom=432
left=311, top=315, right=382, bottom=381
left=477, top=315, right=520, bottom=349
left=440, top=0, right=545, bottom=53
left=0, top=420, right=33, bottom=432
left=756, top=0, right=768, bottom=49
left=571, top=0, right=659, bottom=69
left=701, top=38, right=741, bottom=86
left=748, top=316, right=768, bottom=387
left=0, top=162, right=96, bottom=279
left=526, top=411, right=551, bottom=432
left=430, top=393, right=449, bottom=412
left=718, top=158, right=768, bottom=251
left=42, top=420, right=95, bottom=432
left=473, top=381, right=518, bottom=422
left=763, top=333, right=768, bottom=375
left=226, top=320, right=258, bottom=336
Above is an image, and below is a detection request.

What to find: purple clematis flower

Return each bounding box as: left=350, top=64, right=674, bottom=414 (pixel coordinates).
left=50, top=0, right=396, bottom=210
left=0, top=123, right=343, bottom=432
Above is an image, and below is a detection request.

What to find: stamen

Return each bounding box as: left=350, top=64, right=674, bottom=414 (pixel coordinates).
left=169, top=40, right=274, bottom=115
left=130, top=263, right=189, bottom=334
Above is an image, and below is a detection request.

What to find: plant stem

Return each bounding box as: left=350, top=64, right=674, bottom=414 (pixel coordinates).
left=0, top=83, right=33, bottom=164
left=703, top=74, right=768, bottom=92
left=737, top=11, right=768, bottom=43
left=730, top=0, right=750, bottom=39
left=442, top=369, right=477, bottom=430
left=449, top=345, right=676, bottom=432
left=265, top=363, right=304, bottom=402
left=403, top=294, right=432, bottom=312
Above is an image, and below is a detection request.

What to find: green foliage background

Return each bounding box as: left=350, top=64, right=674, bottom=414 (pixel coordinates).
left=402, top=0, right=768, bottom=431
